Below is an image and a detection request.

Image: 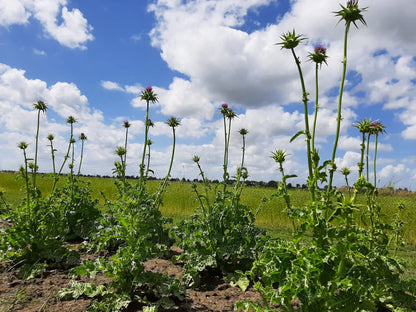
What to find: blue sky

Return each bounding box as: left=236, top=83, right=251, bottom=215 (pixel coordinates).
left=0, top=0, right=415, bottom=190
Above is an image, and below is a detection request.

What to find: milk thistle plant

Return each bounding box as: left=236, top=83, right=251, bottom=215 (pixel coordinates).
left=62, top=88, right=184, bottom=311
left=237, top=2, right=416, bottom=311
left=177, top=104, right=265, bottom=287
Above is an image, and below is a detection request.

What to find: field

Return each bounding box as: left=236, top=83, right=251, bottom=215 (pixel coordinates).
left=2, top=171, right=416, bottom=242
left=1, top=170, right=416, bottom=311
left=1, top=170, right=416, bottom=280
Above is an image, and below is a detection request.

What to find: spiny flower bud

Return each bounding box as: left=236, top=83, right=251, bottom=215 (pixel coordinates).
left=276, top=29, right=306, bottom=50
left=239, top=128, right=248, bottom=136
left=47, top=134, right=54, bottom=141
left=308, top=45, right=328, bottom=65
left=115, top=146, right=126, bottom=157
left=140, top=86, right=158, bottom=103
left=334, top=0, right=367, bottom=28
left=271, top=149, right=289, bottom=164
left=167, top=117, right=181, bottom=128
left=66, top=116, right=77, bottom=124
left=192, top=155, right=200, bottom=163
left=33, top=100, right=48, bottom=112
left=123, top=120, right=131, bottom=128
left=18, top=142, right=28, bottom=150
left=79, top=133, right=87, bottom=140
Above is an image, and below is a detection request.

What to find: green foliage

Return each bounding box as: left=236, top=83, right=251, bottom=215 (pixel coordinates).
left=176, top=105, right=266, bottom=287
left=237, top=4, right=416, bottom=311
left=59, top=88, right=185, bottom=311
left=238, top=193, right=416, bottom=311
left=177, top=185, right=266, bottom=286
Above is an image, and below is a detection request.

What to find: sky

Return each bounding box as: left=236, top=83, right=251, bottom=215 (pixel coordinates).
left=0, top=0, right=415, bottom=190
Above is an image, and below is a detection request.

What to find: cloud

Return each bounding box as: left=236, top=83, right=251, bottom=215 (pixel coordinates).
left=0, top=0, right=93, bottom=49
left=33, top=49, right=47, bottom=56
left=0, top=0, right=30, bottom=26
left=101, top=80, right=124, bottom=92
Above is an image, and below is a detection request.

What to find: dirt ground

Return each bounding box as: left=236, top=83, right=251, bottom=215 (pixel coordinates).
left=0, top=245, right=261, bottom=312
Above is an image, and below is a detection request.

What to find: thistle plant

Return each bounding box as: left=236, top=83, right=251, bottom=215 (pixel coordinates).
left=77, top=133, right=87, bottom=176
left=53, top=116, right=77, bottom=191
left=219, top=103, right=237, bottom=190
left=270, top=149, right=296, bottom=232
left=139, top=86, right=158, bottom=182
left=328, top=0, right=367, bottom=190
left=177, top=104, right=265, bottom=287
left=369, top=121, right=386, bottom=188
left=18, top=142, right=31, bottom=220
left=237, top=3, right=416, bottom=311
left=353, top=118, right=371, bottom=178
left=47, top=134, right=57, bottom=176
left=156, top=117, right=181, bottom=206
left=277, top=30, right=315, bottom=199
left=308, top=45, right=328, bottom=152
left=32, top=100, right=48, bottom=189
left=145, top=139, right=153, bottom=177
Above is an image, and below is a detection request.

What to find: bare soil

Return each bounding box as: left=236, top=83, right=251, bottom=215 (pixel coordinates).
left=0, top=245, right=261, bottom=312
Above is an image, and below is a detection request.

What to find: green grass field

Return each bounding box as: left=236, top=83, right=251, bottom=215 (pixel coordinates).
left=1, top=171, right=415, bottom=279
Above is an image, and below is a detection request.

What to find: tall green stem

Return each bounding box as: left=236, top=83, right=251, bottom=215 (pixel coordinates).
left=223, top=116, right=228, bottom=185
left=53, top=123, right=74, bottom=192
left=77, top=140, right=84, bottom=176
left=311, top=63, right=319, bottom=151
left=33, top=110, right=41, bottom=189
left=366, top=133, right=371, bottom=182
left=358, top=132, right=366, bottom=177
left=157, top=127, right=176, bottom=206
left=290, top=48, right=314, bottom=200
left=373, top=133, right=379, bottom=187
left=140, top=100, right=150, bottom=181
left=328, top=23, right=351, bottom=191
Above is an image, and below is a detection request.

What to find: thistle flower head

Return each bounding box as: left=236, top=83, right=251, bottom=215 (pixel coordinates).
left=353, top=118, right=372, bottom=134
left=220, top=103, right=229, bottom=115
left=192, top=155, right=200, bottom=163
left=271, top=149, right=289, bottom=164
left=219, top=104, right=237, bottom=119
left=341, top=167, right=351, bottom=176
left=66, top=116, right=77, bottom=124
left=33, top=100, right=48, bottom=112
left=239, top=128, right=248, bottom=136
left=140, top=86, right=158, bottom=103
left=47, top=134, right=54, bottom=141
left=308, top=45, right=328, bottom=65
left=167, top=117, right=181, bottom=128
left=123, top=120, right=131, bottom=128
left=146, top=139, right=153, bottom=146
left=276, top=30, right=307, bottom=50
left=115, top=146, right=126, bottom=157
left=334, top=0, right=367, bottom=28
left=18, top=141, right=28, bottom=150
left=369, top=120, right=387, bottom=135
left=70, top=138, right=76, bottom=144
left=79, top=133, right=87, bottom=140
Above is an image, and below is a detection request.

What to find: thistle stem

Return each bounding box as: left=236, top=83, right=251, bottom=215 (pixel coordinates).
left=328, top=22, right=351, bottom=191
left=33, top=110, right=41, bottom=189
left=374, top=133, right=379, bottom=188
left=311, top=63, right=319, bottom=151
left=78, top=140, right=84, bottom=176
left=140, top=100, right=150, bottom=182
left=290, top=47, right=314, bottom=200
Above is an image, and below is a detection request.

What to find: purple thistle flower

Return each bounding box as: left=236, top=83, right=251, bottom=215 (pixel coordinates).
left=123, top=120, right=131, bottom=128
left=222, top=103, right=228, bottom=108
left=146, top=86, right=152, bottom=91
left=315, top=45, right=327, bottom=53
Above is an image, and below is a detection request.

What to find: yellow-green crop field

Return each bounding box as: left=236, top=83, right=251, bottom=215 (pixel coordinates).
left=1, top=171, right=415, bottom=279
